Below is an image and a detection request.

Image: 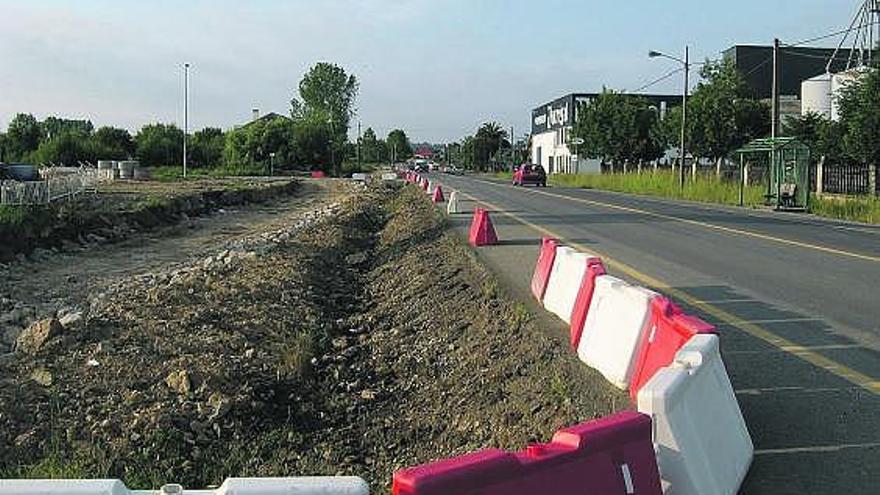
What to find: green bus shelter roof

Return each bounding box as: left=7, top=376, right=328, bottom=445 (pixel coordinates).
left=734, top=136, right=809, bottom=154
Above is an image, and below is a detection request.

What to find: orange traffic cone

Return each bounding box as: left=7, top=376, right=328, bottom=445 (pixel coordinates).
left=468, top=208, right=498, bottom=247
left=432, top=185, right=445, bottom=203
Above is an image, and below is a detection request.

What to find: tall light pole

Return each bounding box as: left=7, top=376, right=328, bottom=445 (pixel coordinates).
left=649, top=46, right=689, bottom=191
left=183, top=62, right=190, bottom=179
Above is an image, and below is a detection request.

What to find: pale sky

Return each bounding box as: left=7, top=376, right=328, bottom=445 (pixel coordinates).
left=0, top=0, right=860, bottom=142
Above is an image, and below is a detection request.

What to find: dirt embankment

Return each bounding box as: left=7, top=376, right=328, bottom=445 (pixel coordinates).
left=0, top=178, right=299, bottom=262
left=0, top=183, right=625, bottom=491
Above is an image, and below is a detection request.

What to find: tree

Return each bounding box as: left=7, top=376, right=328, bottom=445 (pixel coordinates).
left=290, top=62, right=359, bottom=175
left=41, top=117, right=93, bottom=140
left=474, top=122, right=509, bottom=169
left=136, top=123, right=184, bottom=167
left=29, top=129, right=97, bottom=165
left=572, top=90, right=665, bottom=167
left=291, top=110, right=333, bottom=171
left=224, top=117, right=295, bottom=169
left=386, top=129, right=413, bottom=161
left=6, top=113, right=42, bottom=161
left=91, top=126, right=135, bottom=160
left=189, top=127, right=225, bottom=168
left=360, top=127, right=384, bottom=163
left=685, top=59, right=770, bottom=163
left=837, top=67, right=880, bottom=169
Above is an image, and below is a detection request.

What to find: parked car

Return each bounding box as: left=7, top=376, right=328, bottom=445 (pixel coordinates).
left=512, top=164, right=546, bottom=187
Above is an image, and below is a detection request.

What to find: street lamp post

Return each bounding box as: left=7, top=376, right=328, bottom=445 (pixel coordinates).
left=269, top=152, right=276, bottom=176
left=649, top=46, right=689, bottom=191
left=183, top=63, right=190, bottom=179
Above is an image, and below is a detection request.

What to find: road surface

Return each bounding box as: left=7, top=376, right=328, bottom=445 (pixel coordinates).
left=429, top=173, right=880, bottom=495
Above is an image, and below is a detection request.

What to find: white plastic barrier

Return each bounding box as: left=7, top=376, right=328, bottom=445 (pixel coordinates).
left=352, top=173, right=368, bottom=182
left=0, top=477, right=370, bottom=495
left=576, top=275, right=656, bottom=389
left=447, top=191, right=460, bottom=214
left=541, top=247, right=590, bottom=325
left=637, top=334, right=752, bottom=495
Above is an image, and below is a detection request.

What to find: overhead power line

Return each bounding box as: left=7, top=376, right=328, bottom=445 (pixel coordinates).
left=630, top=67, right=684, bottom=94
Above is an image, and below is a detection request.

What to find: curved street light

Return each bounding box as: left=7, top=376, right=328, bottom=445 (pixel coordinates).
left=649, top=47, right=689, bottom=191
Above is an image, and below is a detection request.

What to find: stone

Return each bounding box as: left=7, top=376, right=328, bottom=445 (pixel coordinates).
left=59, top=311, right=83, bottom=329
left=165, top=369, right=192, bottom=395
left=31, top=368, right=54, bottom=386
left=15, top=318, right=63, bottom=354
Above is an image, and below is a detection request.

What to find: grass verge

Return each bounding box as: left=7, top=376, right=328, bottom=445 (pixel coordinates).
left=152, top=164, right=270, bottom=181
left=549, top=170, right=766, bottom=206
left=812, top=195, right=880, bottom=224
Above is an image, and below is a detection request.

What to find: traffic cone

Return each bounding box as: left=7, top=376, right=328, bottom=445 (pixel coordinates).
left=447, top=191, right=460, bottom=214
left=432, top=185, right=445, bottom=203
left=468, top=208, right=498, bottom=247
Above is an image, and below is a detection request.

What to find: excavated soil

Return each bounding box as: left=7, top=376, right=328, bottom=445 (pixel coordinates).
left=0, top=182, right=626, bottom=492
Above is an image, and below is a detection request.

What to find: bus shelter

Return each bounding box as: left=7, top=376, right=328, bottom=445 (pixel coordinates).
left=734, top=137, right=811, bottom=211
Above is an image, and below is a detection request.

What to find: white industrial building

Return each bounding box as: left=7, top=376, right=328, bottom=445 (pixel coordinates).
left=530, top=93, right=679, bottom=175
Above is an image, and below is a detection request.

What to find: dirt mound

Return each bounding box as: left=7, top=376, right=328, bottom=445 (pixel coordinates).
left=0, top=183, right=625, bottom=491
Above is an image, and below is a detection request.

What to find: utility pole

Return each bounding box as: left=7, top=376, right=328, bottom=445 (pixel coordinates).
left=357, top=121, right=362, bottom=169
left=183, top=63, right=190, bottom=178
left=510, top=125, right=515, bottom=169
left=681, top=46, right=689, bottom=187
left=772, top=38, right=780, bottom=140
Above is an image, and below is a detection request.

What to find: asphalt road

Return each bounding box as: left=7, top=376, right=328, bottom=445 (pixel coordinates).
left=427, top=173, right=880, bottom=495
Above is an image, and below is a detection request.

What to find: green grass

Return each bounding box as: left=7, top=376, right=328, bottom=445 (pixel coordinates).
left=549, top=170, right=766, bottom=207
left=812, top=195, right=880, bottom=224
left=0, top=205, right=29, bottom=226
left=152, top=164, right=270, bottom=181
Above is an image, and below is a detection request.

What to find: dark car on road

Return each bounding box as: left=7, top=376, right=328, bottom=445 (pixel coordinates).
left=512, top=164, right=546, bottom=187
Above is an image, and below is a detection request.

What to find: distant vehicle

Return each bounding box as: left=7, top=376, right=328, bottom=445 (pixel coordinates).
left=445, top=165, right=462, bottom=175
left=512, top=164, right=546, bottom=187
left=428, top=162, right=439, bottom=172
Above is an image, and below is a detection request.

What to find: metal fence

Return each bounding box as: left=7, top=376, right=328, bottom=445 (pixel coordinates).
left=822, top=163, right=872, bottom=195
left=0, top=169, right=109, bottom=206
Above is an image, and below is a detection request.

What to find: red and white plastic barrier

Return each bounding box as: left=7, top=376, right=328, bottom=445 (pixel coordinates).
left=637, top=334, right=752, bottom=495
left=568, top=257, right=607, bottom=350
left=576, top=275, right=658, bottom=390
left=542, top=247, right=596, bottom=325
left=629, top=297, right=716, bottom=400
left=529, top=237, right=558, bottom=301
left=0, top=477, right=370, bottom=495
left=392, top=411, right=661, bottom=495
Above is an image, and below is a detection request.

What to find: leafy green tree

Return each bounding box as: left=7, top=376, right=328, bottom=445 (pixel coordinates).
left=41, top=117, right=93, bottom=140
left=360, top=127, right=385, bottom=163
left=224, top=117, right=295, bottom=168
left=474, top=122, right=509, bottom=168
left=290, top=62, right=358, bottom=175
left=573, top=90, right=665, bottom=166
left=189, top=127, right=225, bottom=168
left=386, top=129, right=413, bottom=161
left=291, top=110, right=333, bottom=171
left=685, top=59, right=770, bottom=163
left=837, top=67, right=880, bottom=169
left=29, top=129, right=97, bottom=165
left=91, top=126, right=135, bottom=160
left=136, top=123, right=184, bottom=167
left=6, top=113, right=42, bottom=160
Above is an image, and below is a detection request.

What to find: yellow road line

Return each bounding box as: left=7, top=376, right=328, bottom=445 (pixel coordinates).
left=473, top=177, right=880, bottom=263
left=456, top=190, right=880, bottom=396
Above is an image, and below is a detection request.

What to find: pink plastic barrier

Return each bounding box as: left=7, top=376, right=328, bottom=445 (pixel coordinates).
left=569, top=258, right=607, bottom=349
left=392, top=411, right=662, bottom=495
left=629, top=297, right=716, bottom=401
left=530, top=237, right=559, bottom=301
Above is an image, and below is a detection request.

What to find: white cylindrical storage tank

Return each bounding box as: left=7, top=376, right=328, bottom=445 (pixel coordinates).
left=97, top=160, right=116, bottom=170
left=800, top=73, right=831, bottom=119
